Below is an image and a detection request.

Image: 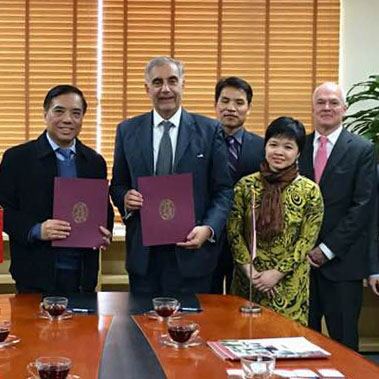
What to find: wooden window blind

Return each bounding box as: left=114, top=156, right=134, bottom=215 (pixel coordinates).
left=0, top=0, right=97, bottom=156
left=101, top=0, right=339, bottom=172
left=0, top=0, right=340, bottom=172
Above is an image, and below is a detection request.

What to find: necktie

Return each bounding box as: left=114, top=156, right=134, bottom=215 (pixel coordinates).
left=57, top=147, right=72, bottom=161
left=155, top=121, right=173, bottom=176
left=225, top=135, right=239, bottom=181
left=314, top=135, right=328, bottom=183
left=56, top=147, right=76, bottom=178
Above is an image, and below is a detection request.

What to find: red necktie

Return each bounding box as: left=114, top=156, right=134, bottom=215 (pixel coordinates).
left=314, top=135, right=328, bottom=183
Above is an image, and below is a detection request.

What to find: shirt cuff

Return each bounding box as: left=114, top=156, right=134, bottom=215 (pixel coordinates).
left=319, top=243, right=335, bottom=260
left=28, top=223, right=42, bottom=242
left=369, top=274, right=379, bottom=279
left=122, top=208, right=133, bottom=222
left=207, top=226, right=215, bottom=243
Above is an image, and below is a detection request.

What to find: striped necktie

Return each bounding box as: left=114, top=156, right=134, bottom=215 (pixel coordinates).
left=225, top=135, right=239, bottom=181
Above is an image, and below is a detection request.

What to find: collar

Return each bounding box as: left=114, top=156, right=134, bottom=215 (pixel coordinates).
left=153, top=107, right=182, bottom=128
left=225, top=128, right=244, bottom=145
left=315, top=125, right=343, bottom=146
left=46, top=131, right=77, bottom=154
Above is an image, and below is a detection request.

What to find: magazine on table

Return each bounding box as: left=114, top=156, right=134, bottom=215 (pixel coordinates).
left=207, top=336, right=331, bottom=361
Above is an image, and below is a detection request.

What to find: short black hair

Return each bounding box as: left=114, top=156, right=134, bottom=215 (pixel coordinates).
left=264, top=116, right=306, bottom=153
left=43, top=85, right=87, bottom=115
left=215, top=76, right=253, bottom=105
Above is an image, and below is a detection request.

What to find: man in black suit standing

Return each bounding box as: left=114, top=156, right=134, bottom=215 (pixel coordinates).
left=369, top=248, right=379, bottom=296
left=110, top=56, right=233, bottom=295
left=211, top=77, right=264, bottom=293
left=368, top=164, right=379, bottom=296
left=299, top=82, right=376, bottom=350
left=0, top=85, right=113, bottom=293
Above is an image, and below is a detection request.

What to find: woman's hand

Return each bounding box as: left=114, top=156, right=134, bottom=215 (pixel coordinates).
left=252, top=269, right=284, bottom=294
left=241, top=263, right=259, bottom=279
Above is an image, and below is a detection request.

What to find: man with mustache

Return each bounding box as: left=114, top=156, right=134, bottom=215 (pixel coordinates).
left=110, top=56, right=233, bottom=294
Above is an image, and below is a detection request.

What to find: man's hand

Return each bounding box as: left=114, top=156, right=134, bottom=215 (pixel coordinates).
left=176, top=226, right=212, bottom=249
left=368, top=277, right=379, bottom=296
left=95, top=226, right=112, bottom=251
left=308, top=246, right=328, bottom=268
left=41, top=219, right=71, bottom=241
left=124, top=189, right=143, bottom=211
left=252, top=269, right=284, bottom=293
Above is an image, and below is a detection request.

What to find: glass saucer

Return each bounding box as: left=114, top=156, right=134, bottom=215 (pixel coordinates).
left=0, top=335, right=21, bottom=348
left=159, top=334, right=203, bottom=348
left=143, top=310, right=183, bottom=321
left=37, top=309, right=73, bottom=321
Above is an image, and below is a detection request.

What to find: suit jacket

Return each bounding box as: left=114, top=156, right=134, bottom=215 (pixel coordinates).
left=299, top=128, right=376, bottom=281
left=234, top=129, right=264, bottom=183
left=110, top=109, right=234, bottom=277
left=0, top=132, right=114, bottom=291
left=369, top=164, right=379, bottom=275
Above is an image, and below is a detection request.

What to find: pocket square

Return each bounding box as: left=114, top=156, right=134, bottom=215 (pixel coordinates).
left=197, top=153, right=204, bottom=158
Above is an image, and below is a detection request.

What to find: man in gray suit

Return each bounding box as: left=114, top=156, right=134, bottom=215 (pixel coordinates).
left=211, top=76, right=264, bottom=293
left=299, top=82, right=377, bottom=351
left=110, top=56, right=233, bottom=295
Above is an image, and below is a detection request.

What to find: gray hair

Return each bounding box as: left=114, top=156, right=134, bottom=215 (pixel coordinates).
left=144, top=56, right=185, bottom=82
left=313, top=82, right=346, bottom=106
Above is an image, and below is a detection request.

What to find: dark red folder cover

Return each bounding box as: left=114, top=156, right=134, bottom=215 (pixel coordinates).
left=52, top=177, right=108, bottom=248
left=0, top=208, right=3, bottom=263
left=138, top=174, right=195, bottom=246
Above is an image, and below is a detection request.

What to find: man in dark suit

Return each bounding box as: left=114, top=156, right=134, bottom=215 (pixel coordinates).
left=299, top=82, right=377, bottom=351
left=211, top=76, right=264, bottom=293
left=110, top=56, right=233, bottom=295
left=368, top=164, right=379, bottom=296
left=0, top=85, right=113, bottom=293
left=369, top=244, right=379, bottom=296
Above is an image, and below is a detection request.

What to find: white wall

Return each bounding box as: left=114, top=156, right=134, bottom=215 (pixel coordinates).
left=340, top=0, right=379, bottom=92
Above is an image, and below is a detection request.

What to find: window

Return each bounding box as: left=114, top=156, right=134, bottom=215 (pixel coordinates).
left=0, top=0, right=340, bottom=175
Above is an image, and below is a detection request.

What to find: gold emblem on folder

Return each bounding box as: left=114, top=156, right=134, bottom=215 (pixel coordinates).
left=159, top=199, right=175, bottom=221
left=72, top=202, right=89, bottom=223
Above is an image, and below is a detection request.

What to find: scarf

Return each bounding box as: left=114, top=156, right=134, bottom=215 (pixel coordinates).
left=256, top=160, right=298, bottom=241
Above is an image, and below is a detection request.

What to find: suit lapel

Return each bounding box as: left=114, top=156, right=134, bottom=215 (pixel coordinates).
left=320, top=128, right=351, bottom=184
left=238, top=129, right=254, bottom=175
left=36, top=132, right=58, bottom=178
left=136, top=112, right=154, bottom=175
left=174, top=110, right=194, bottom=171
left=301, top=133, right=315, bottom=180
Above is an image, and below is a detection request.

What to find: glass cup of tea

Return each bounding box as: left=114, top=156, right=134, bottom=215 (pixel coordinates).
left=27, top=356, right=71, bottom=379
left=152, top=297, right=180, bottom=321
left=241, top=354, right=276, bottom=379
left=167, top=318, right=199, bottom=347
left=0, top=320, right=11, bottom=343
left=42, top=297, right=68, bottom=320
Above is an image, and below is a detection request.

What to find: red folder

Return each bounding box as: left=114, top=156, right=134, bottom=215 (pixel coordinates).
left=52, top=177, right=108, bottom=248
left=138, top=174, right=195, bottom=246
left=0, top=208, right=3, bottom=263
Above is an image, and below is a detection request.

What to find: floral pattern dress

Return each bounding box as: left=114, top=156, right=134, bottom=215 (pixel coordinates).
left=227, top=173, right=324, bottom=326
